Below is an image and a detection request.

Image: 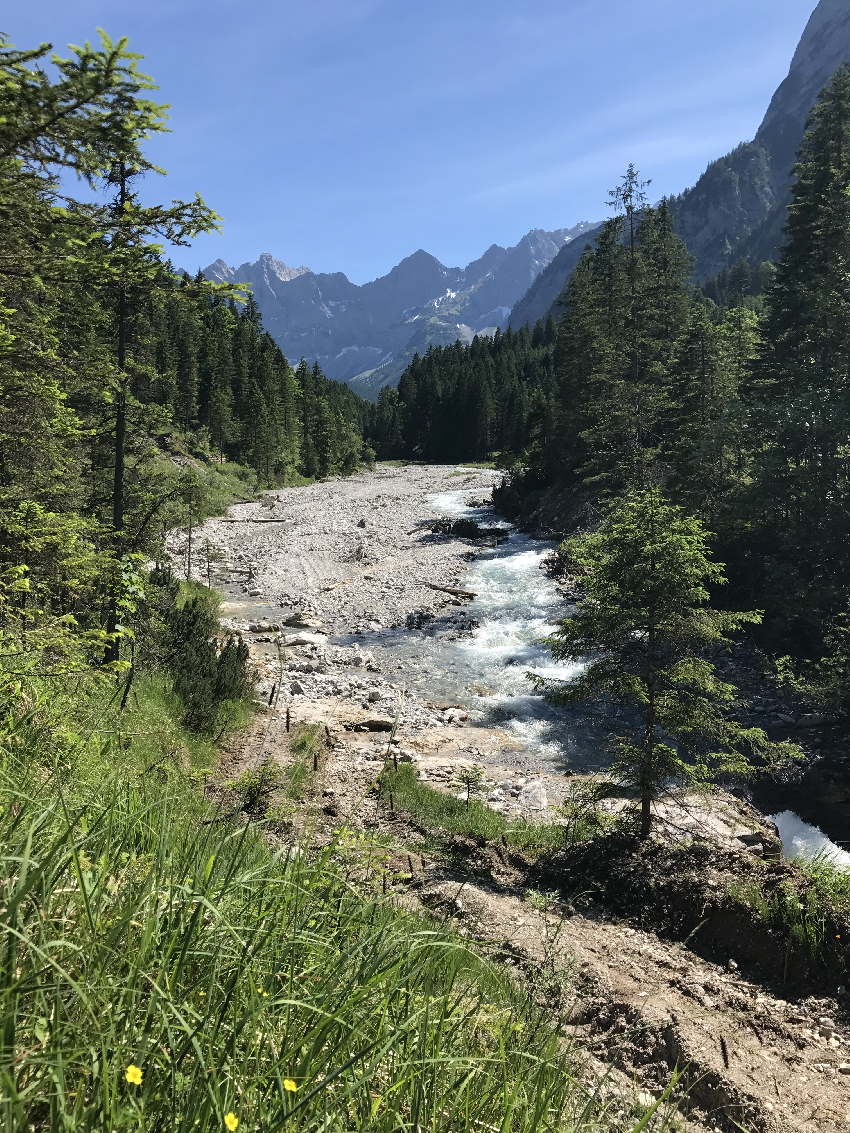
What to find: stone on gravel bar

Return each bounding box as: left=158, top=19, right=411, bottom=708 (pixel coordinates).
left=282, top=612, right=323, bottom=629
left=281, top=631, right=326, bottom=647
left=518, top=781, right=549, bottom=810
left=362, top=717, right=395, bottom=731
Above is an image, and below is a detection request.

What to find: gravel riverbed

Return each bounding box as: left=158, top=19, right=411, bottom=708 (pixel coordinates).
left=167, top=463, right=778, bottom=838
left=167, top=463, right=523, bottom=770
left=171, top=463, right=496, bottom=634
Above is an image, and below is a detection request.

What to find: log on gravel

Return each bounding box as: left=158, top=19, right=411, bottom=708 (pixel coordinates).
left=422, top=581, right=477, bottom=600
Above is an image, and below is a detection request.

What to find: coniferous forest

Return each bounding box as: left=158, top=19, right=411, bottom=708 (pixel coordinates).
left=372, top=70, right=850, bottom=718
left=1, top=32, right=372, bottom=636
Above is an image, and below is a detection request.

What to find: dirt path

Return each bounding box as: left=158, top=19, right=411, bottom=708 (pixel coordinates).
left=418, top=875, right=850, bottom=1133
left=218, top=706, right=850, bottom=1133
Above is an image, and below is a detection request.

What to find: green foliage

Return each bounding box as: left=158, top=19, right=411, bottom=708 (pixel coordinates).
left=538, top=488, right=800, bottom=835
left=370, top=319, right=559, bottom=463
left=0, top=29, right=372, bottom=675
left=701, top=258, right=775, bottom=309
left=730, top=854, right=850, bottom=971
left=565, top=176, right=693, bottom=495
left=379, top=763, right=571, bottom=856
left=0, top=623, right=674, bottom=1132
left=166, top=590, right=251, bottom=734
left=227, top=760, right=286, bottom=813
left=747, top=65, right=850, bottom=651
left=0, top=710, right=612, bottom=1132
left=455, top=763, right=485, bottom=807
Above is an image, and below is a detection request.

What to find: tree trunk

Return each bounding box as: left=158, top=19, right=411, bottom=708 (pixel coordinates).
left=105, top=166, right=129, bottom=666
left=104, top=374, right=126, bottom=664
left=640, top=608, right=658, bottom=839
left=640, top=789, right=652, bottom=839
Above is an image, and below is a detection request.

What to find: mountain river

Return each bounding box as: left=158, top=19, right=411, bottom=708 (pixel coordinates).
left=375, top=486, right=850, bottom=868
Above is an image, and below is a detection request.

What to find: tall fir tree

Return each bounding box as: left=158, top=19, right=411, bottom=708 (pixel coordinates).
left=750, top=65, right=850, bottom=648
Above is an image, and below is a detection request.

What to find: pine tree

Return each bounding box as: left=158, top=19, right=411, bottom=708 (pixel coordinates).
left=539, top=488, right=796, bottom=836
left=751, top=65, right=850, bottom=646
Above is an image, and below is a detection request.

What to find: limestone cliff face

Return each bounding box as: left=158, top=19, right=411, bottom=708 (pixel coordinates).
left=509, top=0, right=850, bottom=328
left=757, top=0, right=850, bottom=185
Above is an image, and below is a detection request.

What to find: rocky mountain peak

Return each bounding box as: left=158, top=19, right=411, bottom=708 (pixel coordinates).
left=254, top=253, right=312, bottom=282
left=390, top=248, right=447, bottom=275
left=203, top=224, right=590, bottom=396
left=205, top=258, right=234, bottom=282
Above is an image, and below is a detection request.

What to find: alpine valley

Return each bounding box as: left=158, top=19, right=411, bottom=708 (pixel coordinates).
left=204, top=224, right=594, bottom=397
left=10, top=2, right=850, bottom=1132
left=208, top=0, right=850, bottom=395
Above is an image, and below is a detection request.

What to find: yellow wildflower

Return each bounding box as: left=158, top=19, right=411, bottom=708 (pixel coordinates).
left=125, top=1064, right=143, bottom=1086
left=283, top=1078, right=298, bottom=1093
left=224, top=1113, right=239, bottom=1131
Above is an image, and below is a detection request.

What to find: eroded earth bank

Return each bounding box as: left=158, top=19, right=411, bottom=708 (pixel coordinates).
left=171, top=464, right=850, bottom=1133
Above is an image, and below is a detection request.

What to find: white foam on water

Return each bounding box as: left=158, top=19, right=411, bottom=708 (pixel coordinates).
left=770, top=810, right=850, bottom=869
left=417, top=488, right=602, bottom=766
left=422, top=489, right=845, bottom=849
left=428, top=490, right=472, bottom=517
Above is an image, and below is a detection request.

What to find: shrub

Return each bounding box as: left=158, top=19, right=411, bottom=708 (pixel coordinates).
left=166, top=593, right=252, bottom=734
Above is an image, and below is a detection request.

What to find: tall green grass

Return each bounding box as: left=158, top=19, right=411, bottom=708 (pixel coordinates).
left=379, top=763, right=577, bottom=856
left=730, top=851, right=850, bottom=971
left=0, top=679, right=673, bottom=1131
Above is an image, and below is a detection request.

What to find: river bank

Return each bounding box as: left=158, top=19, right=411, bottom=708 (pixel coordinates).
left=170, top=464, right=840, bottom=847
left=174, top=463, right=850, bottom=1133
left=169, top=463, right=777, bottom=840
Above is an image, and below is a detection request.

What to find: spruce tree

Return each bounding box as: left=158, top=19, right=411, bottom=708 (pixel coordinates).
left=539, top=488, right=797, bottom=836
left=751, top=65, right=850, bottom=644
left=553, top=173, right=693, bottom=499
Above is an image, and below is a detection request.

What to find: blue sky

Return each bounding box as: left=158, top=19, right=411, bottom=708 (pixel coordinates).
left=11, top=0, right=817, bottom=282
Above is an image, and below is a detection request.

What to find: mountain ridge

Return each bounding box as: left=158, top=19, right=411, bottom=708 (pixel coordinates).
left=204, top=223, right=594, bottom=397
left=508, top=0, right=850, bottom=329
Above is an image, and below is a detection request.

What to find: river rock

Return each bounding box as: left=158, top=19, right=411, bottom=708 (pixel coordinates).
left=736, top=831, right=763, bottom=847
left=283, top=612, right=324, bottom=630
left=363, top=716, right=395, bottom=732
left=518, top=781, right=548, bottom=811
left=281, top=631, right=326, bottom=647
left=406, top=609, right=435, bottom=630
